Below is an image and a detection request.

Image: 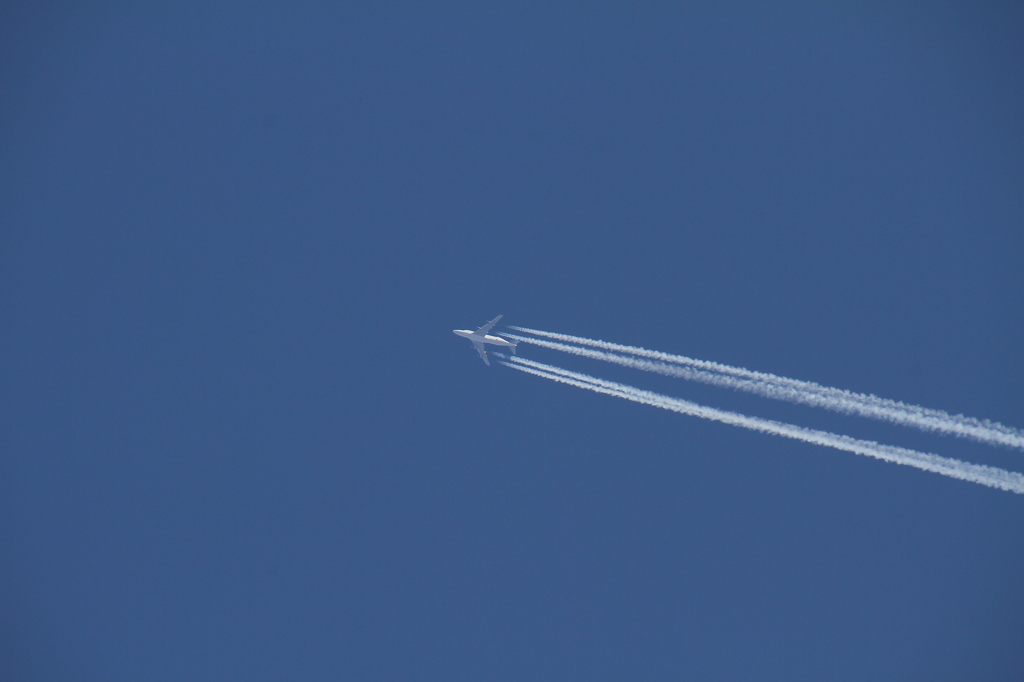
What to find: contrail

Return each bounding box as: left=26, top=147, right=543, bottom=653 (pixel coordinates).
left=500, top=356, right=1024, bottom=495
left=509, top=326, right=1024, bottom=450
left=504, top=332, right=877, bottom=415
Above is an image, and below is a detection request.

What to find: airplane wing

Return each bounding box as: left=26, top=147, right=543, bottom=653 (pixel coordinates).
left=471, top=339, right=490, bottom=366
left=476, top=315, right=503, bottom=335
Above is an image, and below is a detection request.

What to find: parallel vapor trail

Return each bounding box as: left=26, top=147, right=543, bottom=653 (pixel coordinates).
left=509, top=326, right=1024, bottom=450
left=500, top=356, right=1024, bottom=495
left=504, top=333, right=876, bottom=416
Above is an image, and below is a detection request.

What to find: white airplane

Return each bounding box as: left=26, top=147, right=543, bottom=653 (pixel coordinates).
left=453, top=315, right=518, bottom=366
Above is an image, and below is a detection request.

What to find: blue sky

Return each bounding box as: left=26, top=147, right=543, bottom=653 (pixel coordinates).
left=3, top=4, right=1023, bottom=680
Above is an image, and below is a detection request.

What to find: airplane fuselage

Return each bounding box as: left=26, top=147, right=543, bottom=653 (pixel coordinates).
left=455, top=315, right=517, bottom=365
left=452, top=329, right=517, bottom=349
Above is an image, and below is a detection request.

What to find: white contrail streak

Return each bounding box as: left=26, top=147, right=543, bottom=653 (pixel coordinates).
left=509, top=326, right=1024, bottom=450
left=501, top=356, right=1024, bottom=494
left=504, top=333, right=875, bottom=414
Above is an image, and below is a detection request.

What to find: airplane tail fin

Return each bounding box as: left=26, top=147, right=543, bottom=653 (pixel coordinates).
left=510, top=340, right=518, bottom=355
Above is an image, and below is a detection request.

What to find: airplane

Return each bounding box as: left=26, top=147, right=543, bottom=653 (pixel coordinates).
left=453, top=315, right=518, bottom=366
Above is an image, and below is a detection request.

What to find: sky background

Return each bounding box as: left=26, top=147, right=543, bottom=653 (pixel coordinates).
left=2, top=3, right=1023, bottom=680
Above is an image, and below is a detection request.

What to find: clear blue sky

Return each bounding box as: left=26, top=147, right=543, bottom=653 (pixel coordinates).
left=3, top=4, right=1023, bottom=680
